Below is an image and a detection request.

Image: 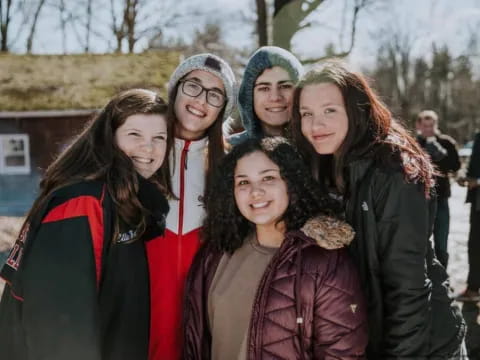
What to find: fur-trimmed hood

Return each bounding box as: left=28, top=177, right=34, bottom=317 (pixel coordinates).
left=300, top=215, right=355, bottom=250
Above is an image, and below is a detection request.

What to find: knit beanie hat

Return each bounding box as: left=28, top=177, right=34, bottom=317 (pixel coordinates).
left=238, top=46, right=303, bottom=137
left=168, top=53, right=237, bottom=122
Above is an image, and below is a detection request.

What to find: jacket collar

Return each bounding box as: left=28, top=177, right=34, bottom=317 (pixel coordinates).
left=174, top=136, right=208, bottom=151
left=288, top=215, right=355, bottom=250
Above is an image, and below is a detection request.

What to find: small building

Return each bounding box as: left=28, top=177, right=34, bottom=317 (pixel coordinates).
left=0, top=51, right=178, bottom=215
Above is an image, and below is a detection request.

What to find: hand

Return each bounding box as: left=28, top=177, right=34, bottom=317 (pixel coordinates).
left=466, top=178, right=479, bottom=189
left=457, top=177, right=479, bottom=189
left=457, top=177, right=468, bottom=187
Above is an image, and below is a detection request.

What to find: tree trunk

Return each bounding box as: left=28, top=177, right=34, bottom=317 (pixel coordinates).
left=85, top=0, right=92, bottom=52
left=272, top=0, right=299, bottom=50
left=26, top=0, right=47, bottom=53
left=255, top=0, right=268, bottom=47
left=0, top=0, right=13, bottom=52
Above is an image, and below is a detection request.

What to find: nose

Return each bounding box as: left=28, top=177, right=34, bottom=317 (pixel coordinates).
left=194, top=89, right=208, bottom=104
left=311, top=114, right=326, bottom=130
left=140, top=139, right=154, bottom=151
left=269, top=87, right=282, bottom=102
left=250, top=183, right=265, bottom=198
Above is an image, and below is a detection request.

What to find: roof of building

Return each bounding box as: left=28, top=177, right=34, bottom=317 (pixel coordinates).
left=0, top=51, right=180, bottom=111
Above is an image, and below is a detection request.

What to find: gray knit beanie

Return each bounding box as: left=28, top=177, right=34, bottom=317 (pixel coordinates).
left=168, top=53, right=237, bottom=122
left=238, top=46, right=303, bottom=138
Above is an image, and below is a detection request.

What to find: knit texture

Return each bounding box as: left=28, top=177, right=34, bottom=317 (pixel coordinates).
left=167, top=53, right=236, bottom=122
left=236, top=46, right=303, bottom=142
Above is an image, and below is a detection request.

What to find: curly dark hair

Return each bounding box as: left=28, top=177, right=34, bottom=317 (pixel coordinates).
left=202, top=137, right=340, bottom=253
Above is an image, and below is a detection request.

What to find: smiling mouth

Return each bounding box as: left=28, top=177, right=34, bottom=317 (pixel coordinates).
left=250, top=201, right=270, bottom=209
left=266, top=107, right=287, bottom=113
left=132, top=156, right=154, bottom=164
left=313, top=133, right=333, bottom=141
left=187, top=105, right=206, bottom=117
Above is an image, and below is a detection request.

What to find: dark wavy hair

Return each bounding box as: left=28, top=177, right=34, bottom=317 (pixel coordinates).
left=23, top=88, right=174, bottom=242
left=290, top=60, right=435, bottom=197
left=202, top=137, right=340, bottom=253
left=168, top=79, right=226, bottom=199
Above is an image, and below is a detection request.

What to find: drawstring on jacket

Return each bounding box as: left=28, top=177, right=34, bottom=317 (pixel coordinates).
left=294, top=241, right=306, bottom=360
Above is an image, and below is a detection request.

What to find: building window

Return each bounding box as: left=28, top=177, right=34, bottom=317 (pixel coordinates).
left=0, top=134, right=31, bottom=175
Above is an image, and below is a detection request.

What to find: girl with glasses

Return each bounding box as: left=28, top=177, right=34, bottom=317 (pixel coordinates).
left=145, top=54, right=237, bottom=360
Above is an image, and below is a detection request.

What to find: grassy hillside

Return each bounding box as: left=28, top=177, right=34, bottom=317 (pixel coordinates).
left=0, top=51, right=180, bottom=111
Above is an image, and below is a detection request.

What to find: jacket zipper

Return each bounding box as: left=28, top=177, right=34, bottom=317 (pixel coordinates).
left=247, top=236, right=299, bottom=359
left=177, top=140, right=191, bottom=276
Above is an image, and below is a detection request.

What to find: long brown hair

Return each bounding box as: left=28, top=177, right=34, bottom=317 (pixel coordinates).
left=23, top=88, right=174, bottom=241
left=291, top=60, right=435, bottom=197
left=168, top=80, right=226, bottom=197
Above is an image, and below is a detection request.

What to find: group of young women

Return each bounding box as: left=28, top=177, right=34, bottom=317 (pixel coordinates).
left=0, top=47, right=467, bottom=359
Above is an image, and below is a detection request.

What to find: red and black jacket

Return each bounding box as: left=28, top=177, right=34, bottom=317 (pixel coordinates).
left=0, top=180, right=166, bottom=360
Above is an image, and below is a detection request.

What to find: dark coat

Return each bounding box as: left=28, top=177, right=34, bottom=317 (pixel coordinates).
left=417, top=133, right=461, bottom=198
left=467, top=132, right=480, bottom=208
left=345, top=158, right=465, bottom=359
left=182, top=216, right=369, bottom=359
left=0, top=179, right=168, bottom=360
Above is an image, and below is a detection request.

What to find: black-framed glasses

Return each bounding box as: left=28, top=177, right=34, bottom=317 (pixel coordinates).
left=179, top=79, right=226, bottom=108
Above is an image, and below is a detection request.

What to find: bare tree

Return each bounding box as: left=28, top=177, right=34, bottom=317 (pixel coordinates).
left=84, top=0, right=92, bottom=52
left=255, top=0, right=268, bottom=47
left=0, top=0, right=14, bottom=51
left=253, top=0, right=376, bottom=63
left=110, top=0, right=126, bottom=52
left=26, top=0, right=47, bottom=53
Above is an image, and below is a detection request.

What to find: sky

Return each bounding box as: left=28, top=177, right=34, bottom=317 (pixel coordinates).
left=9, top=0, right=480, bottom=71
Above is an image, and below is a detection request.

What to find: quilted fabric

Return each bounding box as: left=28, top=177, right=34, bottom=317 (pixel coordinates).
left=183, top=223, right=368, bottom=359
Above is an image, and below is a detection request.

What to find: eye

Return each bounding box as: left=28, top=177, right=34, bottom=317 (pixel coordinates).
left=263, top=175, right=275, bottom=182
left=237, top=180, right=249, bottom=186
left=209, top=91, right=222, bottom=101
left=279, top=83, right=293, bottom=90
left=256, top=86, right=269, bottom=92
left=154, top=135, right=166, bottom=141
left=325, top=107, right=336, bottom=114
left=185, top=81, right=201, bottom=91
left=128, top=132, right=140, bottom=137
left=300, top=112, right=312, bottom=118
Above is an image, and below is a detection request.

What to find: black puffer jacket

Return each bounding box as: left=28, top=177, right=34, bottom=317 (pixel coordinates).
left=344, top=158, right=465, bottom=359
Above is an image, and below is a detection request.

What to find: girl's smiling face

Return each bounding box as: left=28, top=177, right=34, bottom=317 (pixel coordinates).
left=173, top=70, right=225, bottom=140
left=234, top=151, right=289, bottom=233
left=115, top=113, right=168, bottom=178
left=299, top=82, right=349, bottom=155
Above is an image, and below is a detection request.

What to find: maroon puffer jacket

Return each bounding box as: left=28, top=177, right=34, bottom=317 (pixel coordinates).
left=182, top=216, right=368, bottom=359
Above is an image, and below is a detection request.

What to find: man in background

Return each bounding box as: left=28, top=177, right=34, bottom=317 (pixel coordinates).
left=457, top=132, right=480, bottom=301
left=416, top=110, right=461, bottom=268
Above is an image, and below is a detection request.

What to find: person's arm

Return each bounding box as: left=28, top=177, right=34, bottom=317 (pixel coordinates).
left=312, top=249, right=368, bottom=359
left=374, top=173, right=432, bottom=358
left=182, top=244, right=216, bottom=359
left=467, top=133, right=480, bottom=181
left=21, top=197, right=104, bottom=360
left=441, top=137, right=461, bottom=173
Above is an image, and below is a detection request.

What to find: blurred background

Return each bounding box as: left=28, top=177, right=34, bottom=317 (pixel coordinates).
left=1, top=0, right=479, bottom=351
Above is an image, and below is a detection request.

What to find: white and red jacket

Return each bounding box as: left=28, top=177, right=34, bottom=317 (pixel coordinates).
left=146, top=137, right=207, bottom=360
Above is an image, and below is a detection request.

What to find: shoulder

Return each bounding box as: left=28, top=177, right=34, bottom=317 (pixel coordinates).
left=437, top=133, right=457, bottom=146
left=43, top=181, right=106, bottom=221
left=364, top=164, right=427, bottom=211
left=226, top=131, right=248, bottom=146
left=300, top=246, right=353, bottom=278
